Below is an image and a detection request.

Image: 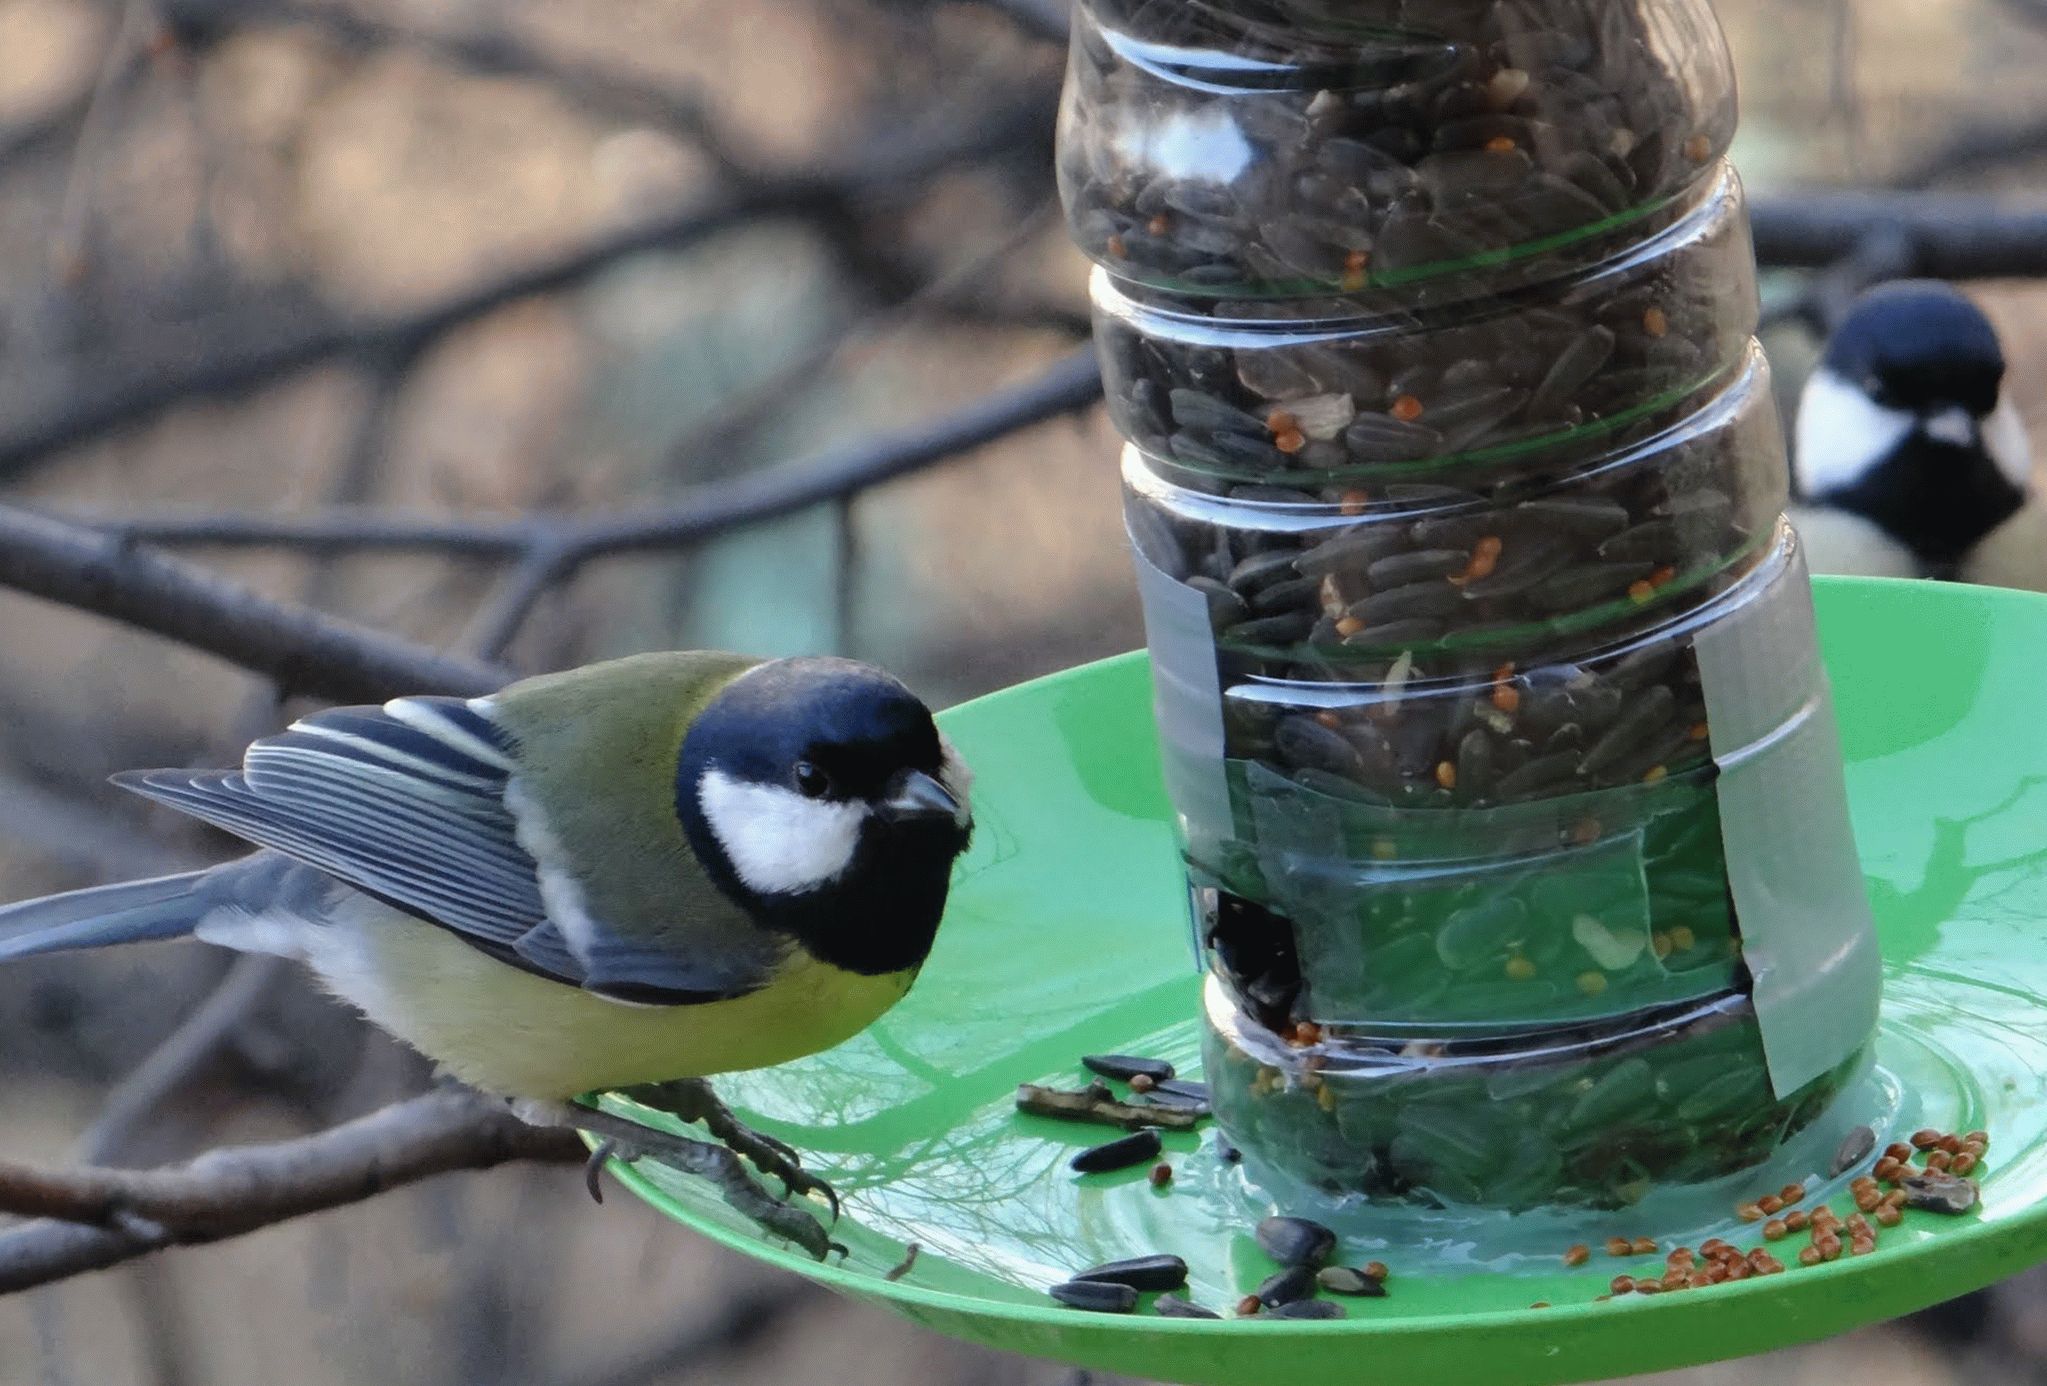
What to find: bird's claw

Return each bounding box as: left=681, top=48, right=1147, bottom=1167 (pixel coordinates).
left=553, top=1098, right=837, bottom=1260
left=623, top=1080, right=842, bottom=1224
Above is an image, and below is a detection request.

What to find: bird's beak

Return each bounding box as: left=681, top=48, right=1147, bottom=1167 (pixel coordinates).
left=1924, top=405, right=1980, bottom=449
left=879, top=769, right=962, bottom=824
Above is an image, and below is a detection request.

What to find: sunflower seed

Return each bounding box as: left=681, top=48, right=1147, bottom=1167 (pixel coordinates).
left=1900, top=1172, right=1979, bottom=1214
left=1049, top=1280, right=1140, bottom=1313
left=1267, top=1299, right=1347, bottom=1319
left=1082, top=1054, right=1176, bottom=1084
left=1154, top=1295, right=1222, bottom=1319
left=1256, top=1215, right=1337, bottom=1268
left=1071, top=1130, right=1164, bottom=1173
left=1830, top=1125, right=1877, bottom=1177
left=1256, top=1265, right=1318, bottom=1306
left=1073, top=1254, right=1189, bottom=1291
left=1316, top=1266, right=1389, bottom=1296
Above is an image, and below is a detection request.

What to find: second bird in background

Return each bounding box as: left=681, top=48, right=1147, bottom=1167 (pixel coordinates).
left=1789, top=280, right=2037, bottom=586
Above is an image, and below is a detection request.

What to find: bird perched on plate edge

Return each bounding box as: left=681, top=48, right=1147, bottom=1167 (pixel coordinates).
left=1789, top=279, right=2035, bottom=584
left=0, top=650, right=975, bottom=1258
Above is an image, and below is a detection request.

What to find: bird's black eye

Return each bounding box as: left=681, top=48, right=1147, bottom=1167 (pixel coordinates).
left=794, top=761, right=831, bottom=799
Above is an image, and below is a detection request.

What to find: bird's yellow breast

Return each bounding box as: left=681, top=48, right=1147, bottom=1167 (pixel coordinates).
left=304, top=900, right=915, bottom=1098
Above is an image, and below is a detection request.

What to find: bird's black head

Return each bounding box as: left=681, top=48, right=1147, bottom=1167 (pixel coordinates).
left=1820, top=281, right=2006, bottom=418
left=1798, top=281, right=2030, bottom=570
left=675, top=656, right=974, bottom=978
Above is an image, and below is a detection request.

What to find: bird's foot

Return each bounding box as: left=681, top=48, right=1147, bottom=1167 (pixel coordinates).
left=514, top=1098, right=842, bottom=1261
left=621, top=1078, right=840, bottom=1223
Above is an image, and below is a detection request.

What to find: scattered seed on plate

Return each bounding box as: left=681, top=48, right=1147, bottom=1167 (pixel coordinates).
left=1256, top=1215, right=1338, bottom=1268
left=1900, top=1171, right=1980, bottom=1214
left=1072, top=1254, right=1189, bottom=1292
left=1050, top=1280, right=1139, bottom=1313
left=1082, top=1054, right=1176, bottom=1084
left=1256, top=1265, right=1318, bottom=1307
left=1564, top=1244, right=1590, bottom=1267
left=1267, top=1300, right=1347, bottom=1320
left=1317, top=1266, right=1388, bottom=1297
left=1154, top=1295, right=1221, bottom=1319
left=1070, top=1129, right=1163, bottom=1173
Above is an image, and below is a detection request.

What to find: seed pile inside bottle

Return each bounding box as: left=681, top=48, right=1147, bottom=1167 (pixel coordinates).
left=1060, top=0, right=1874, bottom=1211
left=1061, top=0, right=1738, bottom=298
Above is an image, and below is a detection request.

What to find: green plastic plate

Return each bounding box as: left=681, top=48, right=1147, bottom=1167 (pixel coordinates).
left=601, top=576, right=2047, bottom=1385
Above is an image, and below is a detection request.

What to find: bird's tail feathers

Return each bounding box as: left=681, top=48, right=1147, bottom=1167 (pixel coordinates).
left=0, top=870, right=214, bottom=962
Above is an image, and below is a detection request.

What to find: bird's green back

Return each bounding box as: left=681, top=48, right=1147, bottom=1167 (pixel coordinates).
left=489, top=651, right=764, bottom=946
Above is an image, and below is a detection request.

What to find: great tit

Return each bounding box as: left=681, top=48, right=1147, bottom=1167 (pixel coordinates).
left=1789, top=280, right=2034, bottom=582
left=0, top=651, right=974, bottom=1256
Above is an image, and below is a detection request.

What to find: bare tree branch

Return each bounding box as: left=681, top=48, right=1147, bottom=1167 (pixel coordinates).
left=0, top=505, right=507, bottom=702
left=0, top=88, right=1056, bottom=483
left=1749, top=193, right=2047, bottom=276
left=47, top=346, right=1104, bottom=658
left=158, top=0, right=755, bottom=177
left=0, top=1089, right=582, bottom=1293
left=76, top=958, right=291, bottom=1165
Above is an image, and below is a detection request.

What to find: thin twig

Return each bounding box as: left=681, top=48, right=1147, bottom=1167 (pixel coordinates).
left=76, top=957, right=290, bottom=1166
left=0, top=88, right=1056, bottom=481
left=47, top=0, right=155, bottom=284
left=158, top=0, right=754, bottom=177
left=67, top=347, right=1103, bottom=561
left=0, top=1089, right=583, bottom=1293
left=0, top=505, right=508, bottom=702
left=1748, top=193, right=2047, bottom=275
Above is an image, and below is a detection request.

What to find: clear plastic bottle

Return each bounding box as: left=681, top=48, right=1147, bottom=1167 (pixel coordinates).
left=1060, top=0, right=1879, bottom=1209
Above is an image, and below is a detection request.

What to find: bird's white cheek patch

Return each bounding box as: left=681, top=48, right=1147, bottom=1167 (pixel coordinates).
left=1794, top=368, right=1913, bottom=497
left=699, top=770, right=866, bottom=895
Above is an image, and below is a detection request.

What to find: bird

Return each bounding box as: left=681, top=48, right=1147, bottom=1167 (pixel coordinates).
left=1789, top=280, right=2034, bottom=583
left=0, top=650, right=974, bottom=1257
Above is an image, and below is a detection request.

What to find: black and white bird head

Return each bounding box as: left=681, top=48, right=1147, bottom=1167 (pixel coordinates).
left=676, top=656, right=974, bottom=976
left=1793, top=281, right=2031, bottom=578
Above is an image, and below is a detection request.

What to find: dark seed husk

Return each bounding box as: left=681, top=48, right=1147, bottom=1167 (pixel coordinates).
left=1350, top=581, right=1463, bottom=624
left=1528, top=326, right=1616, bottom=414
left=1578, top=685, right=1676, bottom=777
left=1256, top=1264, right=1317, bottom=1306
left=1049, top=1280, right=1140, bottom=1313
left=1276, top=716, right=1363, bottom=777
left=1295, top=530, right=1406, bottom=580
left=1513, top=495, right=1632, bottom=539
left=1368, top=549, right=1470, bottom=587
left=1186, top=577, right=1250, bottom=632
left=1229, top=549, right=1306, bottom=597
left=1154, top=1295, right=1222, bottom=1319
left=1459, top=534, right=1573, bottom=600
left=1344, top=412, right=1443, bottom=461
left=1073, top=1254, right=1190, bottom=1292
left=1317, top=1266, right=1389, bottom=1297
left=1830, top=1125, right=1878, bottom=1177
left=1343, top=617, right=1446, bottom=647
left=1256, top=1215, right=1338, bottom=1268
left=1598, top=519, right=1682, bottom=563
left=1071, top=1129, right=1164, bottom=1173
left=1154, top=1078, right=1211, bottom=1104
left=1526, top=561, right=1656, bottom=612
left=1252, top=576, right=1325, bottom=616
left=1228, top=613, right=1317, bottom=646
left=1082, top=1054, right=1176, bottom=1084
left=1900, top=1172, right=1980, bottom=1214
left=1267, top=1299, right=1347, bottom=1320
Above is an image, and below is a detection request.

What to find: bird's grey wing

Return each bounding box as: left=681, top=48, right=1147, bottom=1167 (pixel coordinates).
left=115, top=697, right=769, bottom=1003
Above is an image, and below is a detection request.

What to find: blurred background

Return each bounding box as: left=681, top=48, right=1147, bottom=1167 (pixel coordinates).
left=0, top=0, right=2044, bottom=1382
